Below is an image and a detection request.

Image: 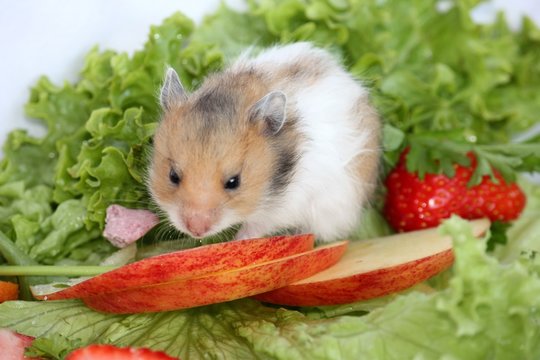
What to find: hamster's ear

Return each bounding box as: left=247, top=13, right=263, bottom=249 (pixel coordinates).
left=160, top=67, right=187, bottom=111
left=249, top=91, right=287, bottom=135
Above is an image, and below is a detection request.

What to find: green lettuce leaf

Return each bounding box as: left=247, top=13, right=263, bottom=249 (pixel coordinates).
left=2, top=218, right=539, bottom=359
left=1, top=1, right=540, bottom=359
left=0, top=12, right=223, bottom=269
left=2, top=0, right=539, bottom=266
left=25, top=334, right=83, bottom=360
left=494, top=179, right=540, bottom=262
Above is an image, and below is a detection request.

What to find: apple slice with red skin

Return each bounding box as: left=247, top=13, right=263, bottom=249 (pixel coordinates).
left=254, top=219, right=490, bottom=307
left=35, top=234, right=315, bottom=300
left=82, top=241, right=348, bottom=313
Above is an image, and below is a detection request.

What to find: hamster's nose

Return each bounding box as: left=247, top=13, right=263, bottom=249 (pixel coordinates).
left=184, top=214, right=214, bottom=238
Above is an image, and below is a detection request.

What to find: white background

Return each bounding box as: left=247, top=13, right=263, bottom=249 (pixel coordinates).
left=0, top=0, right=539, bottom=152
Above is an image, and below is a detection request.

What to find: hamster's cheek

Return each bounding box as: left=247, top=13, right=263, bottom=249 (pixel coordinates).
left=211, top=208, right=243, bottom=234
left=159, top=202, right=187, bottom=232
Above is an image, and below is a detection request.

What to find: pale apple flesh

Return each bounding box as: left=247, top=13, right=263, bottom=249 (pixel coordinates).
left=254, top=219, right=490, bottom=307
left=36, top=234, right=315, bottom=300
left=82, top=241, right=348, bottom=313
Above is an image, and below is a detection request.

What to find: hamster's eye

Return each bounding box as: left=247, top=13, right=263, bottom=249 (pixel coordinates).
left=224, top=175, right=240, bottom=190
left=169, top=168, right=181, bottom=185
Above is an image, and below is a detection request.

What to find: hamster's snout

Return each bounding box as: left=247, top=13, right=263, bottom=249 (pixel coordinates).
left=183, top=209, right=218, bottom=238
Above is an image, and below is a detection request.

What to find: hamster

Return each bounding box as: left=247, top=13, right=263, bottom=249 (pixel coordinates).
left=149, top=42, right=381, bottom=242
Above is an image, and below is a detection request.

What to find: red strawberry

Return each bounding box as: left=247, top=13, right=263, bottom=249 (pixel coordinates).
left=461, top=172, right=526, bottom=221
left=66, top=344, right=179, bottom=360
left=384, top=150, right=526, bottom=232
left=384, top=155, right=470, bottom=231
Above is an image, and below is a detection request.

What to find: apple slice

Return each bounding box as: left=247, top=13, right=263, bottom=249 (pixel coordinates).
left=254, top=219, right=490, bottom=306
left=82, top=241, right=348, bottom=313
left=36, top=234, right=314, bottom=300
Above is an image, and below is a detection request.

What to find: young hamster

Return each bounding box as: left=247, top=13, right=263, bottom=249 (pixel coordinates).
left=149, top=42, right=381, bottom=242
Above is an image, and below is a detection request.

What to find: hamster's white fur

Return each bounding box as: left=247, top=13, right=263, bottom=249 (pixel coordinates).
left=230, top=43, right=381, bottom=241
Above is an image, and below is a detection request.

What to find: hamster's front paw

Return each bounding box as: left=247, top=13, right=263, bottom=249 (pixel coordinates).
left=235, top=224, right=265, bottom=241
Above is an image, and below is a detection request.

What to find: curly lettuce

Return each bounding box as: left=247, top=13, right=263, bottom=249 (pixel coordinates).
left=2, top=0, right=540, bottom=264
left=0, top=13, right=223, bottom=266
left=0, top=1, right=540, bottom=359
